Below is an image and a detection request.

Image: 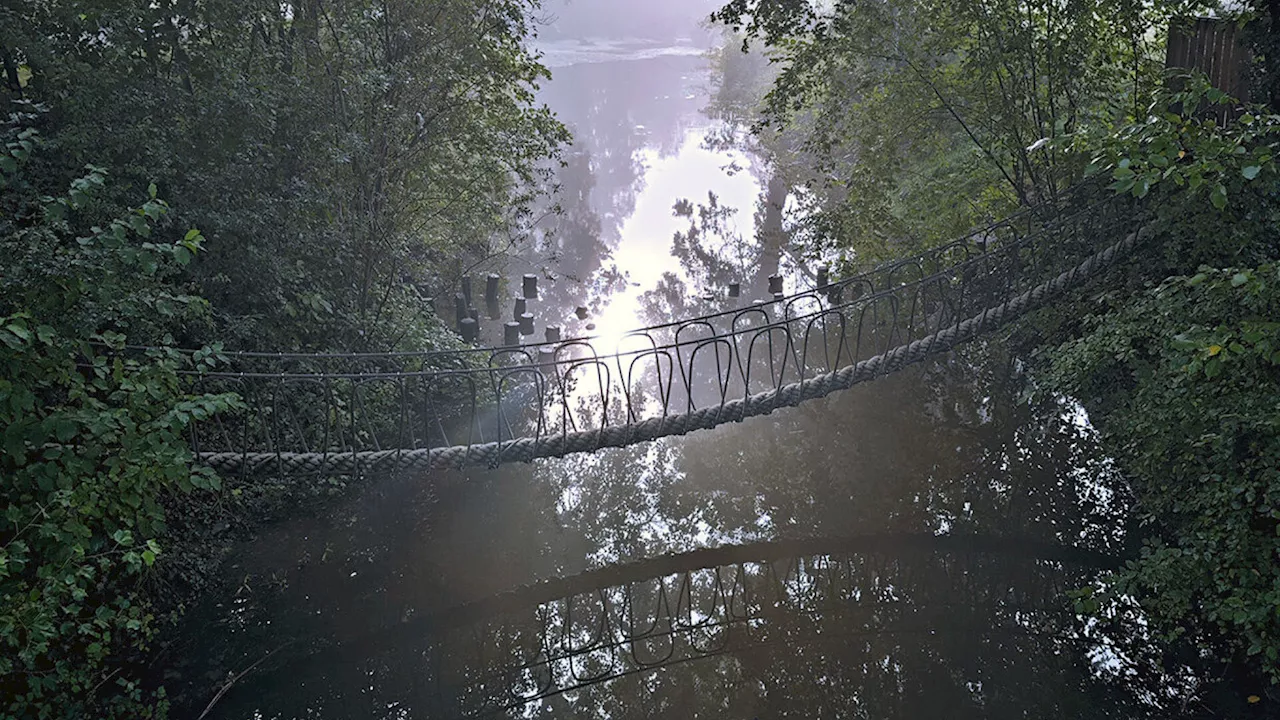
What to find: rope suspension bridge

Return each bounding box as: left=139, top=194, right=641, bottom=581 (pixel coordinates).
left=183, top=190, right=1150, bottom=478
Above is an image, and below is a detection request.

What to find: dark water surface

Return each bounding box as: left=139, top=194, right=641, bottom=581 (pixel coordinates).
left=165, top=19, right=1217, bottom=720
left=176, top=349, right=1167, bottom=719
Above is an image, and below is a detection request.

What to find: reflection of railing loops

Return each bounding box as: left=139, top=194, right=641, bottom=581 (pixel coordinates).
left=409, top=535, right=1118, bottom=718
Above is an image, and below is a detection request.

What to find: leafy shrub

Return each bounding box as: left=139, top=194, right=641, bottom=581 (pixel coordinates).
left=1032, top=75, right=1280, bottom=683
left=1, top=118, right=239, bottom=717
left=1044, top=264, right=1280, bottom=680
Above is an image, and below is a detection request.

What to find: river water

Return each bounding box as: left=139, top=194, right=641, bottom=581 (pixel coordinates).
left=165, top=18, right=1227, bottom=720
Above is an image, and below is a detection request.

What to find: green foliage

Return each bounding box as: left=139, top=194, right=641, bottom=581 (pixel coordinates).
left=1066, top=73, right=1280, bottom=207
left=1042, top=265, right=1280, bottom=680
left=3, top=0, right=568, bottom=352
left=1028, top=42, right=1280, bottom=687
left=711, top=0, right=1214, bottom=262
left=0, top=122, right=240, bottom=717
left=0, top=1, right=571, bottom=710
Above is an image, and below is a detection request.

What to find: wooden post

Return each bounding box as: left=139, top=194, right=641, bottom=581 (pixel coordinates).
left=460, top=317, right=478, bottom=343
left=485, top=273, right=500, bottom=303
left=503, top=322, right=521, bottom=346
left=537, top=347, right=557, bottom=376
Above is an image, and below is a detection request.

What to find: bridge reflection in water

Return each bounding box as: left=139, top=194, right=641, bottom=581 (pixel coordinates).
left=186, top=190, right=1147, bottom=476
left=247, top=534, right=1135, bottom=719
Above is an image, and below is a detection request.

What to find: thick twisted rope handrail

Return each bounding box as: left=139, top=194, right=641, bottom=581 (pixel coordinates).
left=195, top=225, right=1146, bottom=475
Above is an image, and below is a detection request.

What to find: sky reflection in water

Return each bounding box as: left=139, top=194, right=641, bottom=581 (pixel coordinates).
left=597, top=128, right=758, bottom=348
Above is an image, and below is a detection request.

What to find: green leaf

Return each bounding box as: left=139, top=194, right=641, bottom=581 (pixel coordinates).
left=183, top=228, right=201, bottom=242
left=127, top=214, right=150, bottom=235
left=1242, top=165, right=1261, bottom=180
left=1231, top=273, right=1249, bottom=287
left=54, top=419, right=77, bottom=442
left=147, top=182, right=158, bottom=198
left=1210, top=183, right=1227, bottom=210
left=1205, top=356, right=1223, bottom=378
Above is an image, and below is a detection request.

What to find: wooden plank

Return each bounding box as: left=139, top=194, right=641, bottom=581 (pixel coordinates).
left=1165, top=19, right=1190, bottom=84
left=1209, top=22, right=1222, bottom=87
left=1193, top=18, right=1209, bottom=76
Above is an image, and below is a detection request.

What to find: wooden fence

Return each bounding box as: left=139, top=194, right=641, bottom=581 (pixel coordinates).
left=1166, top=17, right=1250, bottom=117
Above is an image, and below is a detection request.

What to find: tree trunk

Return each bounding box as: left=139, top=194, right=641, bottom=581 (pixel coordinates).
left=752, top=171, right=789, bottom=297
left=1, top=46, right=22, bottom=97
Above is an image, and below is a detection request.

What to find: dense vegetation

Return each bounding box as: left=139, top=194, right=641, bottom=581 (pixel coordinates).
left=1, top=1, right=564, bottom=716
left=711, top=0, right=1280, bottom=693
left=3, top=0, right=1279, bottom=714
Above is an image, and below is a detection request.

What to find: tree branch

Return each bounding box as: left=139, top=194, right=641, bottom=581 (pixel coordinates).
left=900, top=55, right=1027, bottom=205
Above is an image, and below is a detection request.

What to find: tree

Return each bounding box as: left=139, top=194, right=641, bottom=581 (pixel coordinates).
left=708, top=0, right=1280, bottom=695
left=0, top=1, right=573, bottom=714
left=2, top=0, right=568, bottom=352
left=1033, top=82, right=1280, bottom=685
left=1045, top=262, right=1280, bottom=688
left=709, top=0, right=1213, bottom=262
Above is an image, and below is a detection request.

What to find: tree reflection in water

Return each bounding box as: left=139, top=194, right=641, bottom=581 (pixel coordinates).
left=179, top=345, right=1226, bottom=719
left=389, top=535, right=1126, bottom=719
